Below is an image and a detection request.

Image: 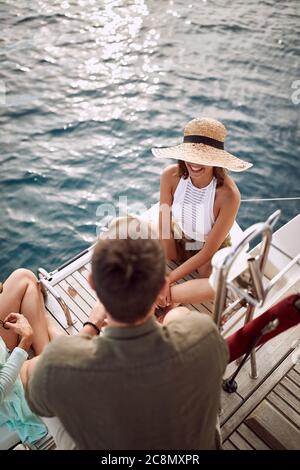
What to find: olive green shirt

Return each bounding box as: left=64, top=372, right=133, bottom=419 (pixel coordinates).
left=26, top=311, right=228, bottom=450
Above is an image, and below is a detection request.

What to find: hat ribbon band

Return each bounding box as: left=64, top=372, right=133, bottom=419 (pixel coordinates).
left=183, top=135, right=224, bottom=150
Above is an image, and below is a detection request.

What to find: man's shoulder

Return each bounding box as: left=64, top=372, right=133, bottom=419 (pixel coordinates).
left=166, top=310, right=228, bottom=355
left=167, top=309, right=217, bottom=334
left=166, top=311, right=229, bottom=374
left=40, top=335, right=96, bottom=367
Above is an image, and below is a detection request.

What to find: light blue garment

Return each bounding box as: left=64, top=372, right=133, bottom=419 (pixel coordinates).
left=0, top=337, right=47, bottom=444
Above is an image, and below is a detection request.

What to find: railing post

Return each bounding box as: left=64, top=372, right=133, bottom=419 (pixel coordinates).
left=212, top=266, right=228, bottom=328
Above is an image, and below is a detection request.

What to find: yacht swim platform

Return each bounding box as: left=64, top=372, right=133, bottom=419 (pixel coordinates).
left=2, top=213, right=300, bottom=450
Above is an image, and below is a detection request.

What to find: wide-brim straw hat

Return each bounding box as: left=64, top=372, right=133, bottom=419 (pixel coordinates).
left=152, top=117, right=252, bottom=172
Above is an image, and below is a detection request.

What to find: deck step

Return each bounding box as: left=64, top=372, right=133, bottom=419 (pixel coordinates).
left=245, top=400, right=300, bottom=450
left=236, top=423, right=270, bottom=450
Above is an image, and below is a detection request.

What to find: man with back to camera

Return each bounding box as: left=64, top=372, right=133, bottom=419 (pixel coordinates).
left=25, top=217, right=228, bottom=450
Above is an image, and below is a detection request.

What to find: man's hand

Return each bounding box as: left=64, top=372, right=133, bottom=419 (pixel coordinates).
left=88, top=301, right=107, bottom=330
left=4, top=313, right=33, bottom=351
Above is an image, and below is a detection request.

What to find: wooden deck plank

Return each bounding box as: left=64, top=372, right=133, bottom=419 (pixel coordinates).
left=85, top=263, right=91, bottom=273
left=267, top=392, right=300, bottom=429
left=59, top=279, right=92, bottom=321
left=229, top=430, right=254, bottom=450
left=287, top=369, right=300, bottom=388
left=237, top=423, right=270, bottom=450
left=280, top=376, right=300, bottom=401
left=220, top=389, right=244, bottom=425
left=273, top=382, right=300, bottom=414
left=54, top=284, right=88, bottom=327
left=189, top=301, right=212, bottom=315
left=78, top=265, right=90, bottom=280
left=221, top=306, right=247, bottom=338
left=66, top=274, right=96, bottom=308
left=246, top=400, right=300, bottom=450
left=221, top=353, right=294, bottom=440
left=72, top=271, right=98, bottom=301
left=222, top=439, right=237, bottom=450
left=234, top=324, right=300, bottom=399
left=45, top=292, right=80, bottom=333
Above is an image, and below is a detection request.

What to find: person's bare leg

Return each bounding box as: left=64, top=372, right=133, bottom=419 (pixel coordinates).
left=170, top=278, right=215, bottom=305
left=20, top=277, right=50, bottom=354
left=20, top=356, right=40, bottom=389
left=150, top=221, right=178, bottom=261
left=46, top=313, right=67, bottom=341
left=197, top=259, right=213, bottom=278
left=0, top=269, right=50, bottom=353
left=0, top=269, right=34, bottom=350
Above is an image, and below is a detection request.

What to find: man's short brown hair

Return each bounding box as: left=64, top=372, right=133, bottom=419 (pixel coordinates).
left=91, top=220, right=166, bottom=323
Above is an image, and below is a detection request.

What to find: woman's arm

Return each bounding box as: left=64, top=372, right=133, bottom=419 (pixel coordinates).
left=0, top=312, right=33, bottom=402
left=169, top=184, right=240, bottom=283
left=0, top=347, right=28, bottom=404
left=159, top=165, right=178, bottom=260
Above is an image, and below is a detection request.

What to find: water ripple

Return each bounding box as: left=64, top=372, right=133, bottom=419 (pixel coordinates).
left=0, top=0, right=299, bottom=279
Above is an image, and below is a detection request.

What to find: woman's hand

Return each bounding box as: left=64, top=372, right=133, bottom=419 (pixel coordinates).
left=157, top=277, right=172, bottom=307
left=3, top=313, right=33, bottom=351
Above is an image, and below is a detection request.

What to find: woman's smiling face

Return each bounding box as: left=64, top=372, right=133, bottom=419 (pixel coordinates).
left=185, top=162, right=213, bottom=179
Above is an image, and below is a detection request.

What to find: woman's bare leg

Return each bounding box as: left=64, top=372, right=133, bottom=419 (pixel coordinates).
left=170, top=278, right=215, bottom=305
left=0, top=269, right=50, bottom=353
left=149, top=220, right=178, bottom=262
left=197, top=259, right=213, bottom=278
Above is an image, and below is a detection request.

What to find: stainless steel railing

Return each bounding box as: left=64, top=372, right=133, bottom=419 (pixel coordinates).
left=212, top=210, right=281, bottom=379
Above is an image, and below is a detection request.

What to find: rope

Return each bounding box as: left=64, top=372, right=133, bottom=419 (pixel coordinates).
left=241, top=197, right=300, bottom=203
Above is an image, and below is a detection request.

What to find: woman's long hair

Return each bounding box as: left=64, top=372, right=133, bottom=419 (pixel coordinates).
left=177, top=160, right=226, bottom=187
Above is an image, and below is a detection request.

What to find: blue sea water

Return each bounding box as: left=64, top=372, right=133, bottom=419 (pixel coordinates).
left=0, top=0, right=299, bottom=280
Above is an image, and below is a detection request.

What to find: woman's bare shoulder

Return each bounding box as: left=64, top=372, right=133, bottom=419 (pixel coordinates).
left=220, top=175, right=241, bottom=200
left=160, top=164, right=180, bottom=187
left=217, top=174, right=241, bottom=205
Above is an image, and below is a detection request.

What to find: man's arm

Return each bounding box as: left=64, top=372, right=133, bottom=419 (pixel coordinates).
left=25, top=302, right=107, bottom=416
left=25, top=343, right=58, bottom=417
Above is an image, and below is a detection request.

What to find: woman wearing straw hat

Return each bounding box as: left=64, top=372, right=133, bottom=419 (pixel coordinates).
left=151, top=117, right=252, bottom=309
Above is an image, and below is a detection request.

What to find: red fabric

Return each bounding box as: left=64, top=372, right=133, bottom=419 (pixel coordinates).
left=226, top=294, right=300, bottom=363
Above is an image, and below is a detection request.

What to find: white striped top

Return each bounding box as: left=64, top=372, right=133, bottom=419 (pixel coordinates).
left=172, top=176, right=217, bottom=242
